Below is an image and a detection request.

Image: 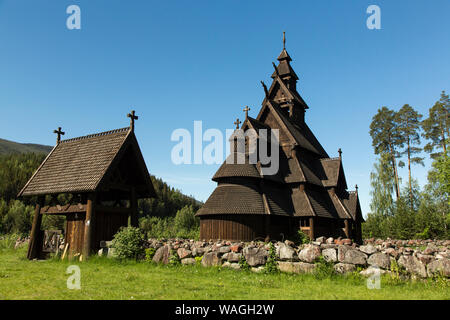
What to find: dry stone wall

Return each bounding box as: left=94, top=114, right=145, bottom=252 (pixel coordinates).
left=133, top=237, right=450, bottom=279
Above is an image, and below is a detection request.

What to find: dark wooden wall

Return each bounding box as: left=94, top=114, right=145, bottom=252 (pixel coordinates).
left=92, top=211, right=128, bottom=252
left=65, top=213, right=85, bottom=256
left=200, top=215, right=291, bottom=241
left=200, top=215, right=265, bottom=241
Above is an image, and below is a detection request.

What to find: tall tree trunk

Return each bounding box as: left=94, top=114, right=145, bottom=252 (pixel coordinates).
left=407, top=137, right=413, bottom=209
left=389, top=142, right=400, bottom=200
left=441, top=128, right=447, bottom=154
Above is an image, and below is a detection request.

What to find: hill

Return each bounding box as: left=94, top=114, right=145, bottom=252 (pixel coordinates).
left=0, top=138, right=53, bottom=155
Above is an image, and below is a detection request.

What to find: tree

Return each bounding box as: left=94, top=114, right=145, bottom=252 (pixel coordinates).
left=370, top=107, right=404, bottom=199
left=396, top=104, right=424, bottom=207
left=422, top=90, right=450, bottom=158
left=369, top=153, right=395, bottom=217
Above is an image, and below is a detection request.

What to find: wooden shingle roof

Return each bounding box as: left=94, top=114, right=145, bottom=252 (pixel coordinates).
left=18, top=127, right=155, bottom=198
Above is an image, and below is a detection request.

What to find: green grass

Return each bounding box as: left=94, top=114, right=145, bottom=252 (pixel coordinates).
left=0, top=247, right=448, bottom=300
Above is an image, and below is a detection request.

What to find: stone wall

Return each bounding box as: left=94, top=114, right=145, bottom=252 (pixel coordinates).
left=104, top=237, right=450, bottom=279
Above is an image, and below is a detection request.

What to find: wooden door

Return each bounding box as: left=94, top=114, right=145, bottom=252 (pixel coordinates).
left=65, top=212, right=86, bottom=257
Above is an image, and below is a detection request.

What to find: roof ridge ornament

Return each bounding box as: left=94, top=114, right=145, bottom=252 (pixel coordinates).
left=53, top=127, right=65, bottom=144
left=283, top=31, right=286, bottom=49
left=243, top=106, right=251, bottom=119
left=260, top=81, right=269, bottom=98
left=338, top=148, right=342, bottom=158
left=127, top=110, right=138, bottom=132
left=234, top=118, right=241, bottom=129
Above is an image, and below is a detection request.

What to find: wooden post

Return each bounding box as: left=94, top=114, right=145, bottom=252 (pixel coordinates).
left=130, top=187, right=138, bottom=228
left=344, top=219, right=350, bottom=239
left=82, top=193, right=96, bottom=259
left=27, top=196, right=44, bottom=260
left=309, top=217, right=315, bottom=240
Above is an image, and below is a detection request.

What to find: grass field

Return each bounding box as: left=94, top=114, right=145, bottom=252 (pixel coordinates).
left=0, top=246, right=449, bottom=300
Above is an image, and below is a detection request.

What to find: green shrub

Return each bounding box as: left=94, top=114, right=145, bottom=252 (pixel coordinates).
left=289, top=229, right=310, bottom=245
left=238, top=254, right=250, bottom=271
left=0, top=233, right=20, bottom=250
left=145, top=247, right=156, bottom=262
left=168, top=249, right=181, bottom=266
left=110, top=226, right=145, bottom=260
left=263, top=242, right=279, bottom=274
left=313, top=256, right=336, bottom=279
left=195, top=256, right=203, bottom=264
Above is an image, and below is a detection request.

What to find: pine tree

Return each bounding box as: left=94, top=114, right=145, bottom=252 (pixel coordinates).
left=396, top=104, right=424, bottom=207
left=369, top=107, right=404, bottom=200
left=422, top=90, right=450, bottom=158
left=369, top=153, right=395, bottom=216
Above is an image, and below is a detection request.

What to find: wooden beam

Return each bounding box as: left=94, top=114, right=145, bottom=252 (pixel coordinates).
left=129, top=187, right=138, bottom=227
left=344, top=219, right=350, bottom=238
left=82, top=193, right=96, bottom=259
left=27, top=197, right=44, bottom=260
left=40, top=203, right=86, bottom=215
left=309, top=217, right=315, bottom=240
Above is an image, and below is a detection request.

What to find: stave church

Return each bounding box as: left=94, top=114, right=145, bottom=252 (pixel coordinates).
left=196, top=34, right=363, bottom=243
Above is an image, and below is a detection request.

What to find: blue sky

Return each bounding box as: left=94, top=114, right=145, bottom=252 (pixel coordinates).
left=0, top=0, right=449, bottom=217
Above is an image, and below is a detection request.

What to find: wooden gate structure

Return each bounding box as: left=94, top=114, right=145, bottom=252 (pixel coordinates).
left=18, top=111, right=156, bottom=259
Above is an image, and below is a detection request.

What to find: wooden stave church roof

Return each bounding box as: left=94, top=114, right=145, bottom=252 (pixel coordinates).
left=197, top=46, right=362, bottom=221
left=18, top=127, right=156, bottom=199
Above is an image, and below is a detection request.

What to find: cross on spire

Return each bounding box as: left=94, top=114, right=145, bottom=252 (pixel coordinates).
left=243, top=106, right=251, bottom=119
left=234, top=118, right=241, bottom=129
left=53, top=127, right=65, bottom=144
left=338, top=148, right=342, bottom=158
left=283, top=31, right=286, bottom=49
left=127, top=110, right=138, bottom=131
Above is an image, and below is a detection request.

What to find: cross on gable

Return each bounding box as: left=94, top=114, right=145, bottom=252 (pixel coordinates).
left=243, top=106, right=251, bottom=119
left=127, top=110, right=139, bottom=131
left=53, top=127, right=65, bottom=144
left=338, top=148, right=342, bottom=158
left=234, top=118, right=241, bottom=129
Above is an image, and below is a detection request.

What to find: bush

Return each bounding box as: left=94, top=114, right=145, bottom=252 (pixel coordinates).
left=289, top=229, right=310, bottom=245
left=145, top=247, right=156, bottom=262
left=110, top=226, right=145, bottom=260
left=140, top=205, right=200, bottom=240
left=313, top=256, right=336, bottom=279
left=263, top=242, right=279, bottom=274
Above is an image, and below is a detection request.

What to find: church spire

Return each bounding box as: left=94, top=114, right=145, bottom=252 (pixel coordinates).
left=271, top=32, right=298, bottom=86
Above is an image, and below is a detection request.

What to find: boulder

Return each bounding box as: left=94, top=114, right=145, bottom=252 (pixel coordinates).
left=153, top=245, right=171, bottom=264
left=298, top=245, right=321, bottom=263
left=230, top=244, right=242, bottom=253
left=322, top=248, right=337, bottom=263
left=277, top=243, right=296, bottom=261
left=427, top=259, right=450, bottom=277
left=337, top=245, right=351, bottom=262
left=192, top=247, right=205, bottom=257
left=226, top=252, right=242, bottom=263
left=326, top=237, right=334, bottom=244
left=315, top=236, right=326, bottom=244
left=384, top=247, right=399, bottom=258
left=243, top=246, right=268, bottom=267
left=177, top=248, right=192, bottom=259
left=334, top=263, right=356, bottom=274
left=360, top=266, right=388, bottom=277
left=359, top=244, right=378, bottom=255
left=278, top=261, right=316, bottom=274
left=416, top=253, right=434, bottom=265
left=201, top=252, right=222, bottom=267
left=367, top=253, right=390, bottom=270
left=343, top=249, right=367, bottom=265
left=398, top=255, right=427, bottom=278
left=219, top=246, right=231, bottom=254
left=181, top=258, right=196, bottom=265
left=222, top=261, right=241, bottom=270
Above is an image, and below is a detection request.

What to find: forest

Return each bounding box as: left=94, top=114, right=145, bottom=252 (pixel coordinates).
left=363, top=90, right=449, bottom=239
